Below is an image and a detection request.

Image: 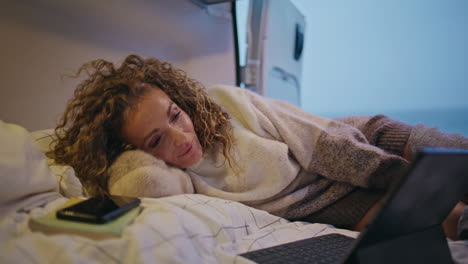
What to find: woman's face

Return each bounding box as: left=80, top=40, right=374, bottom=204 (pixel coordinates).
left=121, top=88, right=203, bottom=168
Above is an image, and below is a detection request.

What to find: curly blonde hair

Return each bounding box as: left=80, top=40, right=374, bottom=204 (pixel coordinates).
left=47, top=55, right=233, bottom=196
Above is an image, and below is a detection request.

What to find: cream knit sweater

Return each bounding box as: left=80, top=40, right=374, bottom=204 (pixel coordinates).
left=108, top=85, right=468, bottom=227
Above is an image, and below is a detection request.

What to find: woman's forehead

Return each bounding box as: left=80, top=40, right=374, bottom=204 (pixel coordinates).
left=131, top=89, right=172, bottom=120
left=121, top=88, right=173, bottom=146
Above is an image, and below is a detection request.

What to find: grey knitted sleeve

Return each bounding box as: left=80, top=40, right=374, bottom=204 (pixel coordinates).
left=337, top=115, right=413, bottom=157
left=408, top=124, right=468, bottom=156
left=338, top=115, right=468, bottom=158
left=360, top=115, right=413, bottom=157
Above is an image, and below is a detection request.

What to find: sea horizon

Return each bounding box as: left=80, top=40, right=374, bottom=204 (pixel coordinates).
left=314, top=107, right=468, bottom=137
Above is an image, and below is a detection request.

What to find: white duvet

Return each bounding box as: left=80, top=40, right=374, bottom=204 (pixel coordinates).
left=0, top=121, right=357, bottom=263
left=0, top=194, right=357, bottom=264
left=1, top=121, right=467, bottom=264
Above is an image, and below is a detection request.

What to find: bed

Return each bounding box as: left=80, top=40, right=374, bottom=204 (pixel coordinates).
left=1, top=120, right=467, bottom=263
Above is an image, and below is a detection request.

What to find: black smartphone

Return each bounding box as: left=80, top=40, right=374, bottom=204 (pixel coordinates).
left=56, top=195, right=141, bottom=224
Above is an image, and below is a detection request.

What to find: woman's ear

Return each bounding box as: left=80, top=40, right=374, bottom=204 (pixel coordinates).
left=108, top=150, right=194, bottom=197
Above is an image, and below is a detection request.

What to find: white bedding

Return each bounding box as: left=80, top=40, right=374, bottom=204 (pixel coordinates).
left=1, top=121, right=467, bottom=264
left=3, top=195, right=468, bottom=264
left=0, top=194, right=357, bottom=264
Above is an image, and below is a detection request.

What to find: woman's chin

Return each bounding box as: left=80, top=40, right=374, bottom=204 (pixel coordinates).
left=188, top=151, right=203, bottom=168
left=179, top=150, right=203, bottom=169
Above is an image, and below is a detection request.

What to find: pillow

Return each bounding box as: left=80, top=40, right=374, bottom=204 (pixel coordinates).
left=30, top=129, right=84, bottom=198
left=0, top=121, right=59, bottom=218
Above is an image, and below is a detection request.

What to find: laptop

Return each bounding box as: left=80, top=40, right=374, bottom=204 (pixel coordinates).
left=240, top=148, right=468, bottom=264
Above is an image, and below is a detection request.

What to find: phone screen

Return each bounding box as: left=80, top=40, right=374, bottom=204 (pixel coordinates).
left=56, top=195, right=140, bottom=224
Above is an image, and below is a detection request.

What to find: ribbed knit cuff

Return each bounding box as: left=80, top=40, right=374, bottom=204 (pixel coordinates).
left=362, top=115, right=413, bottom=157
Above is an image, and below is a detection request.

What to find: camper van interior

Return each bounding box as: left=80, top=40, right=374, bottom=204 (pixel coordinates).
left=1, top=0, right=467, bottom=263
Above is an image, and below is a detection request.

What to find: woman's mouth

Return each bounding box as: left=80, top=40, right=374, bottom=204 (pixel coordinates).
left=179, top=143, right=193, bottom=157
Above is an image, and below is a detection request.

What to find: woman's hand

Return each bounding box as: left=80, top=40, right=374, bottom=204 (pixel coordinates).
left=442, top=201, right=466, bottom=240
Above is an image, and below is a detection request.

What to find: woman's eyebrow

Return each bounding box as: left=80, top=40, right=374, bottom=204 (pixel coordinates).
left=141, top=102, right=174, bottom=147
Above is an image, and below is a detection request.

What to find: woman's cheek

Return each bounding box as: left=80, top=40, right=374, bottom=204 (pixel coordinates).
left=160, top=144, right=176, bottom=164
left=184, top=115, right=194, bottom=129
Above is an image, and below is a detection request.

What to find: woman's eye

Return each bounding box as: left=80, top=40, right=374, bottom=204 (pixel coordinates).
left=172, top=111, right=181, bottom=122
left=149, top=136, right=161, bottom=149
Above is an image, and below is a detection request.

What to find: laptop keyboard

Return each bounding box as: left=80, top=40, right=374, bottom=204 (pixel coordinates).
left=239, top=233, right=356, bottom=264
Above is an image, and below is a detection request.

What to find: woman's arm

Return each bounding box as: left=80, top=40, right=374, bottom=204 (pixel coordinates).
left=211, top=86, right=409, bottom=189
left=336, top=115, right=468, bottom=161
left=335, top=115, right=412, bottom=159
left=337, top=115, right=468, bottom=238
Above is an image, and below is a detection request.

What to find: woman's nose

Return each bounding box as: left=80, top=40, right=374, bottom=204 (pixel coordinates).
left=168, top=127, right=187, bottom=146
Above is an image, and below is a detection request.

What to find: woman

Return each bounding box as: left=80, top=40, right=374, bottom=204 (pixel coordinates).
left=48, top=54, right=467, bottom=237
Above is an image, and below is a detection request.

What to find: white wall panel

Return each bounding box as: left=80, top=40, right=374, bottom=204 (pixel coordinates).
left=0, top=0, right=235, bottom=130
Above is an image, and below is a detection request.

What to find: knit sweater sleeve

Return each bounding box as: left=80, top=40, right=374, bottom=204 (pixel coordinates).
left=335, top=115, right=468, bottom=160
left=209, top=86, right=409, bottom=189
left=334, top=115, right=413, bottom=157
left=107, top=150, right=194, bottom=197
